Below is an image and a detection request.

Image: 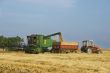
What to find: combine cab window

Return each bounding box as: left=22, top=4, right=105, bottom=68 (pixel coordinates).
left=27, top=36, right=37, bottom=46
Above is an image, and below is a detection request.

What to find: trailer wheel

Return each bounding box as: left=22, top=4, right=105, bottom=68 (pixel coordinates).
left=74, top=50, right=78, bottom=53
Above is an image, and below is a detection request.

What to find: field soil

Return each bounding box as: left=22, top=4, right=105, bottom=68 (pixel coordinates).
left=0, top=51, right=110, bottom=73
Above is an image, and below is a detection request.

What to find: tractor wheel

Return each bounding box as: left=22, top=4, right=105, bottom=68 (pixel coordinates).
left=87, top=48, right=92, bottom=54
left=81, top=46, right=87, bottom=53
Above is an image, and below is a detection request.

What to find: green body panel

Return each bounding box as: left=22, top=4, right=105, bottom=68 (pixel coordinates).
left=42, top=38, right=53, bottom=47
left=25, top=34, right=53, bottom=53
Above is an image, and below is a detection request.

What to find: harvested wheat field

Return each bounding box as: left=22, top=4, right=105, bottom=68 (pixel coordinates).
left=0, top=51, right=110, bottom=73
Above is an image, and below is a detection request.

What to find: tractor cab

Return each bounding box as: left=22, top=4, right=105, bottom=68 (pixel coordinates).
left=82, top=40, right=94, bottom=47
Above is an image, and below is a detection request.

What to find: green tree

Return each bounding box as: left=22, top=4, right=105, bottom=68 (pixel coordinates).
left=0, top=35, right=24, bottom=51
left=7, top=36, right=23, bottom=50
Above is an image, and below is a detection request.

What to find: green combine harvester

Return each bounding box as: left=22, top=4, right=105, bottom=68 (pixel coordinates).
left=25, top=34, right=53, bottom=54
left=25, top=32, right=79, bottom=54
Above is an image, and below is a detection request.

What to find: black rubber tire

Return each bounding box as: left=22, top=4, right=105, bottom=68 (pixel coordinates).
left=87, top=48, right=92, bottom=54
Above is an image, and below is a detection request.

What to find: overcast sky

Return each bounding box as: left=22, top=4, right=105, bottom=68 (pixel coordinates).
left=0, top=0, right=110, bottom=48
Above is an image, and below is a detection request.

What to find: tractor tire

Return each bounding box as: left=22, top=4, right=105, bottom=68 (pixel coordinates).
left=87, top=48, right=92, bottom=54
left=81, top=46, right=87, bottom=53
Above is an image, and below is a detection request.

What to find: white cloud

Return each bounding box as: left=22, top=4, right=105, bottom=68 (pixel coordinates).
left=17, top=0, right=76, bottom=8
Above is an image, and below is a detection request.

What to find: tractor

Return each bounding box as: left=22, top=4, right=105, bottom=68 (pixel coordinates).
left=81, top=40, right=102, bottom=54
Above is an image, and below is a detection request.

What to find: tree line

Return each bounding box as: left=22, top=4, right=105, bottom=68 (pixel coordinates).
left=0, top=36, right=24, bottom=51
